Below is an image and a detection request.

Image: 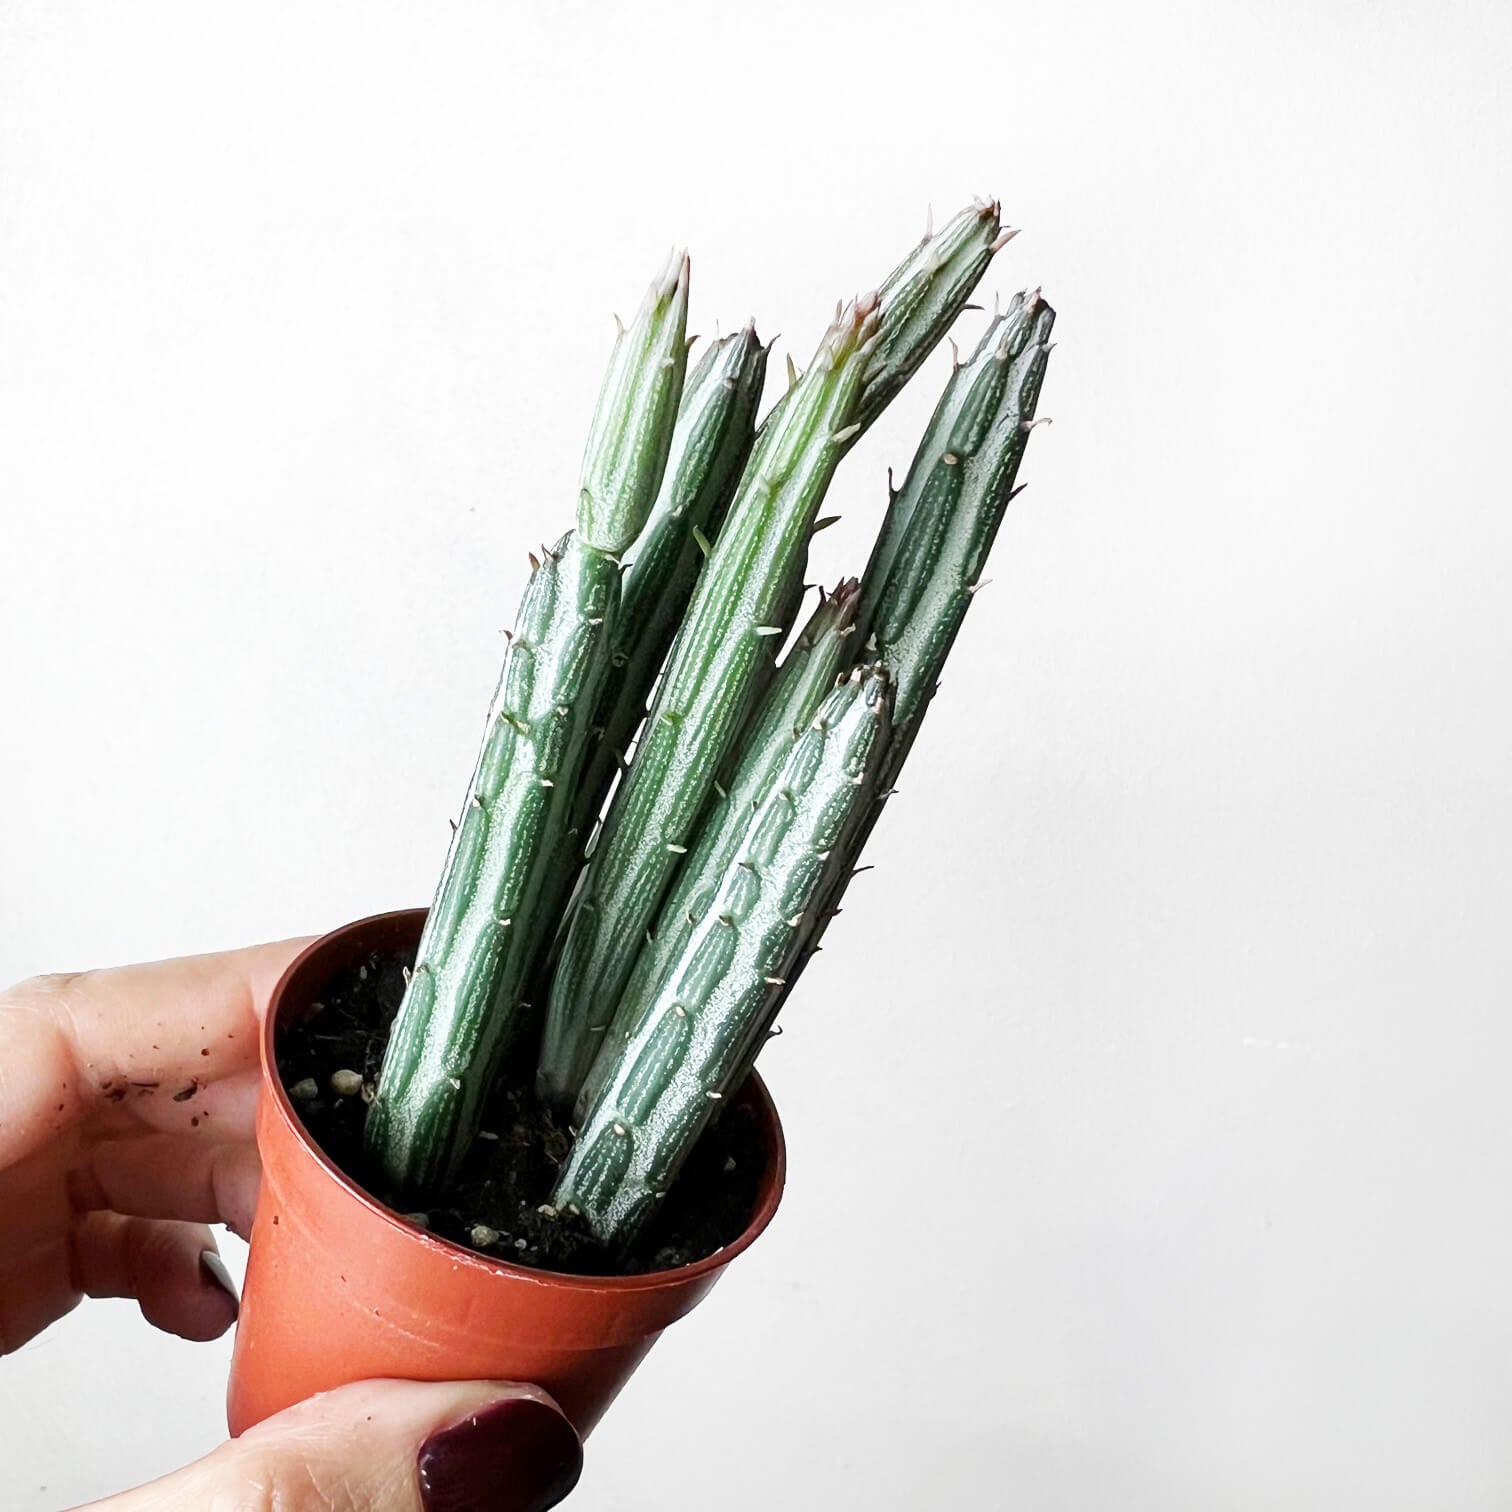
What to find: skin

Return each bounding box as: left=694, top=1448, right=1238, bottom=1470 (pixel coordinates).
left=0, top=942, right=575, bottom=1511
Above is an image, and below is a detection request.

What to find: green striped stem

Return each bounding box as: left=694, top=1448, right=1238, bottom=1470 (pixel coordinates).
left=551, top=665, right=891, bottom=1248
left=858, top=198, right=1010, bottom=429
left=364, top=535, right=619, bottom=1191
left=364, top=255, right=690, bottom=1192
left=539, top=209, right=1009, bottom=1114
left=870, top=292, right=1054, bottom=773
left=762, top=292, right=1056, bottom=1031
left=758, top=200, right=1007, bottom=443
left=573, top=577, right=862, bottom=1124
left=577, top=251, right=694, bottom=556
left=569, top=324, right=768, bottom=874
left=536, top=296, right=882, bottom=1112
left=856, top=288, right=1047, bottom=650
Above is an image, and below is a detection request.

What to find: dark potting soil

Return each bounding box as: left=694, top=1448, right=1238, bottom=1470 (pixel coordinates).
left=275, top=947, right=766, bottom=1276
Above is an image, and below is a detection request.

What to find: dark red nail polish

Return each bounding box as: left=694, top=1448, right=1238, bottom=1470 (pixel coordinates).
left=199, top=1250, right=239, bottom=1314
left=419, top=1396, right=582, bottom=1512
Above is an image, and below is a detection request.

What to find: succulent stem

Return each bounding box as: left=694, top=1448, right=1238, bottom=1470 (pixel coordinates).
left=869, top=290, right=1055, bottom=766
left=573, top=578, right=862, bottom=1124
left=858, top=198, right=1005, bottom=429
left=535, top=298, right=881, bottom=1113
left=569, top=325, right=768, bottom=876
left=577, top=252, right=692, bottom=556
left=776, top=291, right=1056, bottom=1012
left=552, top=665, right=891, bottom=1248
left=365, top=256, right=691, bottom=1191
left=364, top=533, right=619, bottom=1191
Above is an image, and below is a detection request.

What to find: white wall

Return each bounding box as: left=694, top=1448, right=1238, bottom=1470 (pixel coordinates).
left=3, top=2, right=1510, bottom=1507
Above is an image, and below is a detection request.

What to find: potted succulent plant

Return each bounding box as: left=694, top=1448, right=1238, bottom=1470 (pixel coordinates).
left=227, top=200, right=1055, bottom=1443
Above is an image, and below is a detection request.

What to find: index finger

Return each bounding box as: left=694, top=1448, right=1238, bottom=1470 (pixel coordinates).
left=0, top=937, right=312, bottom=1169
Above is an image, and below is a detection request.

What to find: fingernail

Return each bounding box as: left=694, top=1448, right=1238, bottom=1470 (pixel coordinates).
left=419, top=1396, right=582, bottom=1512
left=199, top=1249, right=239, bottom=1315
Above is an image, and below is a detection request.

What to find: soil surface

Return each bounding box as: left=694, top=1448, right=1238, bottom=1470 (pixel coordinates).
left=275, top=947, right=766, bottom=1275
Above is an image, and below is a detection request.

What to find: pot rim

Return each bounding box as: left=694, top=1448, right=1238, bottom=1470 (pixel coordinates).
left=260, top=907, right=787, bottom=1294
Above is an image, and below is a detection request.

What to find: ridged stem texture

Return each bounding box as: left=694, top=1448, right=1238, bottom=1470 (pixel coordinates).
left=772, top=292, right=1056, bottom=1019
left=536, top=298, right=881, bottom=1112
left=365, top=257, right=690, bottom=1192
left=551, top=665, right=891, bottom=1248
left=568, top=325, right=768, bottom=874
left=858, top=199, right=1007, bottom=430
left=574, top=577, right=862, bottom=1124
left=364, top=535, right=619, bottom=1191
left=869, top=291, right=1055, bottom=775
left=756, top=200, right=1004, bottom=446
left=577, top=252, right=694, bottom=556
left=857, top=288, right=1047, bottom=652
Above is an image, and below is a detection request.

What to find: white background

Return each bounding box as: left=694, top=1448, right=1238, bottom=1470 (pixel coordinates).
left=3, top=2, right=1510, bottom=1508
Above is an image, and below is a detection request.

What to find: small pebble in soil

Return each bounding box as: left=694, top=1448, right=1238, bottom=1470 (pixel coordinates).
left=469, top=1224, right=501, bottom=1247
left=330, top=1069, right=364, bottom=1098
left=289, top=1078, right=319, bottom=1102
left=404, top=1212, right=430, bottom=1230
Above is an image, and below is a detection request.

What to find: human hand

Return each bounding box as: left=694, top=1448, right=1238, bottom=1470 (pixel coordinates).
left=0, top=944, right=582, bottom=1510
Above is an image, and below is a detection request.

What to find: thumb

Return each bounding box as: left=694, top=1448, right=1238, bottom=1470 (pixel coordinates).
left=79, top=1377, right=583, bottom=1512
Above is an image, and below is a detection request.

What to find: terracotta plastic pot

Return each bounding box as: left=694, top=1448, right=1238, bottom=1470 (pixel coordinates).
left=227, top=907, right=785, bottom=1439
